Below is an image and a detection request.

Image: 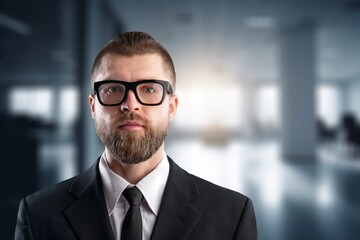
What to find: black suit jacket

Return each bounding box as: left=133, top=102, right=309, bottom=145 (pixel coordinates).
left=15, top=157, right=257, bottom=240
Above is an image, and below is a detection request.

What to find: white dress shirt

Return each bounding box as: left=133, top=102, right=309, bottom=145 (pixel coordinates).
left=99, top=152, right=170, bottom=240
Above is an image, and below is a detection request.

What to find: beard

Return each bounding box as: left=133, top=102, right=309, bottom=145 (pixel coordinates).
left=95, top=113, right=168, bottom=165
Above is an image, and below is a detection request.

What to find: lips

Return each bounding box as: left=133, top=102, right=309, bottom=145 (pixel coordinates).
left=118, top=120, right=145, bottom=130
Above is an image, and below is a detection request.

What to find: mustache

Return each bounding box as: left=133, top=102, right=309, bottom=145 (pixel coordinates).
left=113, top=113, right=147, bottom=126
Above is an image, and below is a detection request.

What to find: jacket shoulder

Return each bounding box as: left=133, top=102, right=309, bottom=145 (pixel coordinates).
left=25, top=160, right=99, bottom=208
left=190, top=173, right=249, bottom=204
left=25, top=176, right=77, bottom=210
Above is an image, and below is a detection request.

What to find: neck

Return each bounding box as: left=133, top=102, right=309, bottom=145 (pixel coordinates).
left=105, top=144, right=165, bottom=184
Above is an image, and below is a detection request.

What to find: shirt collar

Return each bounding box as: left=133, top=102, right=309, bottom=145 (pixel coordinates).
left=136, top=154, right=169, bottom=216
left=99, top=152, right=128, bottom=215
left=99, top=151, right=170, bottom=216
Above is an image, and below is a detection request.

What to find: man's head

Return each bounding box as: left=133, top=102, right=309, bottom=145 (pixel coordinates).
left=89, top=31, right=178, bottom=166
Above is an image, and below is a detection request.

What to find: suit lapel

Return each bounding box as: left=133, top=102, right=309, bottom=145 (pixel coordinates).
left=64, top=160, right=115, bottom=240
left=150, top=158, right=201, bottom=240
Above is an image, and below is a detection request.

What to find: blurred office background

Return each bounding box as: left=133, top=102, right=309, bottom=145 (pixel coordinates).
left=1, top=0, right=360, bottom=239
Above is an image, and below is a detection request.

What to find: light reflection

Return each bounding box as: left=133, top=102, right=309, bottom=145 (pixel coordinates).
left=316, top=180, right=334, bottom=207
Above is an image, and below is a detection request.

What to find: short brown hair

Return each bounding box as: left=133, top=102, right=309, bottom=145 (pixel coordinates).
left=91, top=31, right=176, bottom=89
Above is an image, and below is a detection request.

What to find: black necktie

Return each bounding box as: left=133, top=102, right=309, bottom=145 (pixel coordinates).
left=121, top=187, right=144, bottom=240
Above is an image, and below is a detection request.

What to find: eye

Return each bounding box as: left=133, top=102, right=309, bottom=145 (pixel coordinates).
left=106, top=86, right=121, bottom=93
left=144, top=87, right=156, bottom=93
left=140, top=84, right=157, bottom=94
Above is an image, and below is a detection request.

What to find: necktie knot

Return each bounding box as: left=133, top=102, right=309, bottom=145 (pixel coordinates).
left=123, top=187, right=143, bottom=206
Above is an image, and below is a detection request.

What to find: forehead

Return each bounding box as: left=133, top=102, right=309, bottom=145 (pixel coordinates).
left=93, top=53, right=170, bottom=83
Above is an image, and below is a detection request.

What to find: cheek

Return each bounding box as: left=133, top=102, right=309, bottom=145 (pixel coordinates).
left=145, top=108, right=170, bottom=126
left=94, top=105, right=119, bottom=123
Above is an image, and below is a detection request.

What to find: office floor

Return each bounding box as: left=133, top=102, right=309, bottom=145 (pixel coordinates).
left=166, top=139, right=360, bottom=240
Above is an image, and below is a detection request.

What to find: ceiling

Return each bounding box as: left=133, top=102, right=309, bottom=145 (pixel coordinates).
left=0, top=0, right=359, bottom=87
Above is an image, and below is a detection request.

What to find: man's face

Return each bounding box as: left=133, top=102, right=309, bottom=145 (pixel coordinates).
left=89, top=53, right=178, bottom=165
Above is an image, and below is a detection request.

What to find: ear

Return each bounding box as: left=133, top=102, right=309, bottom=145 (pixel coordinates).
left=169, top=94, right=179, bottom=122
left=89, top=94, right=96, bottom=119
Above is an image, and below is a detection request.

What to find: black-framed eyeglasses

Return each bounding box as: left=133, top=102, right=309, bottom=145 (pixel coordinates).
left=93, top=80, right=174, bottom=106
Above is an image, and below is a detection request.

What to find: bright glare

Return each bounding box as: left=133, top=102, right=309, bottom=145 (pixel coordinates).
left=59, top=86, right=79, bottom=126
left=316, top=85, right=340, bottom=127
left=255, top=85, right=280, bottom=130
left=9, top=87, right=53, bottom=122
left=175, top=85, right=244, bottom=130
left=263, top=170, right=282, bottom=208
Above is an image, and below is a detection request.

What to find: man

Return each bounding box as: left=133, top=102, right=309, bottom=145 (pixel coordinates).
left=15, top=31, right=257, bottom=240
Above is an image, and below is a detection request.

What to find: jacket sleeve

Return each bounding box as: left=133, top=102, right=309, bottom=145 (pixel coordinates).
left=14, top=199, right=34, bottom=240
left=234, top=198, right=258, bottom=240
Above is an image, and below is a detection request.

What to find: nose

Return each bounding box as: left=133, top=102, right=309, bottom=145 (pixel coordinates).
left=120, top=90, right=140, bottom=112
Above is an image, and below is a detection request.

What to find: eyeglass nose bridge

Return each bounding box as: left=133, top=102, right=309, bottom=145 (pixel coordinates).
left=119, top=82, right=142, bottom=106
